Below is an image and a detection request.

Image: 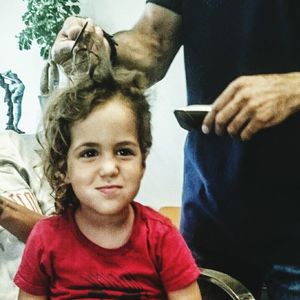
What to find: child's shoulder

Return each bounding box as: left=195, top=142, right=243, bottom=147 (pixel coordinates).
left=134, top=202, right=176, bottom=233
left=33, top=211, right=70, bottom=235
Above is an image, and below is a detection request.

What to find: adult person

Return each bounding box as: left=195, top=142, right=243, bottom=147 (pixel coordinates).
left=52, top=1, right=300, bottom=299
left=0, top=130, right=54, bottom=300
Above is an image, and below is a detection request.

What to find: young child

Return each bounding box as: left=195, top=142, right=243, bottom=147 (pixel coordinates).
left=13, top=61, right=201, bottom=299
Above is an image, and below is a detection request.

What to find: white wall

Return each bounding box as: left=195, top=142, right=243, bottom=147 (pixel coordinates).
left=0, top=0, right=44, bottom=132
left=0, top=0, right=187, bottom=210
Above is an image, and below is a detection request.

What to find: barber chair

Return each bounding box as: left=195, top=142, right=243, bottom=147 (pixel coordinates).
left=198, top=268, right=255, bottom=300
left=159, top=206, right=256, bottom=300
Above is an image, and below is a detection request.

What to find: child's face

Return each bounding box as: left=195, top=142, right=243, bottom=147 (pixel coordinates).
left=65, top=96, right=145, bottom=216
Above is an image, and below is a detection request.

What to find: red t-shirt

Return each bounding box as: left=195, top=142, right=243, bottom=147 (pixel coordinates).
left=14, top=202, right=200, bottom=299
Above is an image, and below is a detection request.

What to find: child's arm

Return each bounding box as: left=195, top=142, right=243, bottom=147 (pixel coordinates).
left=18, top=289, right=48, bottom=300
left=168, top=281, right=202, bottom=300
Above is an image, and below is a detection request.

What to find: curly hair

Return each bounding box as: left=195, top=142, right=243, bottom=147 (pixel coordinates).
left=40, top=61, right=152, bottom=213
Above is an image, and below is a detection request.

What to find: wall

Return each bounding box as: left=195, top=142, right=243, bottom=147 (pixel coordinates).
left=0, top=0, right=44, bottom=133
left=0, top=0, right=187, bottom=210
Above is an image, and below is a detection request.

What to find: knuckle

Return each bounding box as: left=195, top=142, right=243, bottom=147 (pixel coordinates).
left=215, top=114, right=226, bottom=127
left=226, top=104, right=237, bottom=115
left=237, top=75, right=246, bottom=82
left=253, top=110, right=269, bottom=124
left=238, top=89, right=249, bottom=100
left=211, top=104, right=220, bottom=113
left=235, top=75, right=248, bottom=85
left=255, top=115, right=267, bottom=124
left=246, top=101, right=257, bottom=113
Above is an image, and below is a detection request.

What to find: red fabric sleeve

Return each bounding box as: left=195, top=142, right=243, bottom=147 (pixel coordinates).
left=158, top=224, right=201, bottom=292
left=14, top=220, right=50, bottom=296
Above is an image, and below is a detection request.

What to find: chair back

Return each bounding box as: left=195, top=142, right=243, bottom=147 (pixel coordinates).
left=158, top=206, right=256, bottom=299
left=199, top=268, right=256, bottom=300
left=158, top=206, right=180, bottom=228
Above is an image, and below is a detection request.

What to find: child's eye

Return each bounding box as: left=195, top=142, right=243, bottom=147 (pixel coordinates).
left=116, top=148, right=134, bottom=156
left=80, top=149, right=98, bottom=158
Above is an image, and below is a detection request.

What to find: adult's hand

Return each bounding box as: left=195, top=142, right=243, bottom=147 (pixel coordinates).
left=51, top=16, right=109, bottom=75
left=0, top=196, right=44, bottom=242
left=202, top=72, right=300, bottom=140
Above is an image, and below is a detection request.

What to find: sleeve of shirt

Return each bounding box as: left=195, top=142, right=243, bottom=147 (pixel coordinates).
left=0, top=131, right=55, bottom=215
left=146, top=0, right=182, bottom=15
left=34, top=175, right=55, bottom=216
left=158, top=225, right=201, bottom=292
left=14, top=221, right=50, bottom=296
left=0, top=162, right=43, bottom=214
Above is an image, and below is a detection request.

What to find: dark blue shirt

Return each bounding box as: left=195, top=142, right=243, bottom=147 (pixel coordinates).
left=147, top=0, right=300, bottom=263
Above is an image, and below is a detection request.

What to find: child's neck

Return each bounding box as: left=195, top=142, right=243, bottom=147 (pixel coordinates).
left=74, top=204, right=135, bottom=249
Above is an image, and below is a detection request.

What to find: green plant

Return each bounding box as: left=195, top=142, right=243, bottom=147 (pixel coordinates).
left=17, top=0, right=81, bottom=60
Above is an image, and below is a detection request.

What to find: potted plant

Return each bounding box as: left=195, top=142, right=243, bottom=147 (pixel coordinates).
left=17, top=0, right=81, bottom=60
left=17, top=0, right=81, bottom=101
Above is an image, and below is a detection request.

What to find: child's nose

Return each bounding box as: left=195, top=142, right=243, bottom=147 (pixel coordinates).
left=99, top=156, right=118, bottom=177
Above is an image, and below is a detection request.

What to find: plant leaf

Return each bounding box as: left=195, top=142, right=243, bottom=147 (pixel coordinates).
left=17, top=0, right=81, bottom=60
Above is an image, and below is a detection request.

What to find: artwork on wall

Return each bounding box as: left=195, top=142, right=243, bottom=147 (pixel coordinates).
left=0, top=71, right=25, bottom=134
